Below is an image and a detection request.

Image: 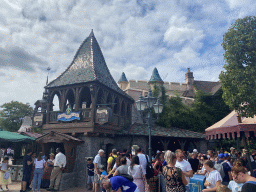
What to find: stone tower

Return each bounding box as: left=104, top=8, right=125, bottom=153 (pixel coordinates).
left=148, top=67, right=164, bottom=90
left=118, top=72, right=129, bottom=90
left=185, top=68, right=194, bottom=90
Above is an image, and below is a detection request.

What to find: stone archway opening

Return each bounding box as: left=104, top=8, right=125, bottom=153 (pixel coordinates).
left=65, top=89, right=75, bottom=110
left=79, top=86, right=91, bottom=109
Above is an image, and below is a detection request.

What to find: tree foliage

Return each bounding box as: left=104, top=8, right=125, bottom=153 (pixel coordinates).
left=0, top=101, right=33, bottom=132
left=220, top=16, right=256, bottom=117
left=157, top=90, right=231, bottom=133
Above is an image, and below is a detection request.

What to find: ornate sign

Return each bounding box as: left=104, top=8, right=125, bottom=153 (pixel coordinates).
left=96, top=106, right=111, bottom=125
left=57, top=107, right=80, bottom=122
left=33, top=113, right=44, bottom=127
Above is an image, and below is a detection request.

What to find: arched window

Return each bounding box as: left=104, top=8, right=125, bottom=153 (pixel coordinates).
left=113, top=97, right=119, bottom=114
left=106, top=93, right=112, bottom=108
left=79, top=86, right=91, bottom=108
left=121, top=101, right=125, bottom=116
left=97, top=89, right=105, bottom=105
left=50, top=92, right=61, bottom=111
left=65, top=89, right=75, bottom=110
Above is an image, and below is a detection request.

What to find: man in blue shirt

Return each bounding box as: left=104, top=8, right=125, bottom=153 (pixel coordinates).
left=101, top=176, right=138, bottom=192
left=216, top=153, right=232, bottom=186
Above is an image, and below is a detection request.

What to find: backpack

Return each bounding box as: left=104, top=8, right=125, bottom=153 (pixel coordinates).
left=110, top=156, right=116, bottom=169
left=214, top=161, right=225, bottom=179
left=145, top=155, right=154, bottom=179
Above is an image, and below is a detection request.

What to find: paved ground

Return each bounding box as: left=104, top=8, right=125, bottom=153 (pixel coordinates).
left=8, top=182, right=91, bottom=192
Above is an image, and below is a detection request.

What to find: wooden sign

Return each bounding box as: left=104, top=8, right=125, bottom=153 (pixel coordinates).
left=96, top=106, right=110, bottom=125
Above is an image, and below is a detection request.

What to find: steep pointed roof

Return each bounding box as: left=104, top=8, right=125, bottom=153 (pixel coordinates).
left=46, top=30, right=129, bottom=97
left=118, top=72, right=128, bottom=83
left=149, top=67, right=163, bottom=83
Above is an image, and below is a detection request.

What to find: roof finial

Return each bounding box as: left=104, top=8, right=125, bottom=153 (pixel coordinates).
left=46, top=67, right=51, bottom=85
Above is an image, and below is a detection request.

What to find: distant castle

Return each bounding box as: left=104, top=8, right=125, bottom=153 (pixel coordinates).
left=118, top=68, right=221, bottom=104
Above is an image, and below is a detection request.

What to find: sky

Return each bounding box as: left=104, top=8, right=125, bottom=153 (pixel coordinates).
left=1, top=0, right=256, bottom=107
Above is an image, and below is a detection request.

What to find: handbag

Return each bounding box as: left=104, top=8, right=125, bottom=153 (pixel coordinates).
left=145, top=155, right=154, bottom=179
left=120, top=174, right=133, bottom=182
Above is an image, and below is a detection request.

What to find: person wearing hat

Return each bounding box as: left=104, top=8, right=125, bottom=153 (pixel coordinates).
left=230, top=147, right=237, bottom=159
left=214, top=153, right=232, bottom=186
left=224, top=153, right=232, bottom=168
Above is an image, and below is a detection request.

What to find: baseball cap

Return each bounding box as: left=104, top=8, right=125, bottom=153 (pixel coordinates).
left=230, top=147, right=235, bottom=151
left=218, top=153, right=224, bottom=158
left=224, top=153, right=229, bottom=158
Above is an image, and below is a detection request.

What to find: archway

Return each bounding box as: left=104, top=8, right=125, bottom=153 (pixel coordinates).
left=79, top=86, right=91, bottom=108
left=121, top=101, right=125, bottom=116
left=97, top=88, right=105, bottom=105
left=50, top=91, right=61, bottom=111
left=167, top=139, right=181, bottom=152
left=65, top=89, right=75, bottom=110
left=113, top=97, right=119, bottom=114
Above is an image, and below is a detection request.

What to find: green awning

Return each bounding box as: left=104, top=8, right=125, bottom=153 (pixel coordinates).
left=0, top=130, right=35, bottom=142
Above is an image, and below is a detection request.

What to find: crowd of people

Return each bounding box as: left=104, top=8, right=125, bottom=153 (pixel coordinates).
left=89, top=147, right=256, bottom=192
left=20, top=148, right=66, bottom=192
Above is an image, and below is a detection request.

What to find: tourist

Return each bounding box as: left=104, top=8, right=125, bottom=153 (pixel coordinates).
left=197, top=156, right=208, bottom=176
left=87, top=158, right=94, bottom=190
left=230, top=147, right=237, bottom=160
left=0, top=157, right=11, bottom=191
left=113, top=157, right=128, bottom=176
left=125, top=153, right=131, bottom=167
left=136, top=147, right=148, bottom=176
left=224, top=153, right=233, bottom=168
left=107, top=149, right=117, bottom=173
left=231, top=160, right=256, bottom=192
left=153, top=152, right=163, bottom=176
left=32, top=152, right=46, bottom=192
left=215, top=153, right=232, bottom=186
left=42, top=153, right=55, bottom=189
left=202, top=160, right=222, bottom=192
left=128, top=156, right=145, bottom=192
left=21, top=149, right=33, bottom=192
left=228, top=171, right=244, bottom=192
left=216, top=184, right=231, bottom=192
left=188, top=152, right=199, bottom=173
left=6, top=147, right=12, bottom=158
left=99, top=165, right=107, bottom=192
left=47, top=148, right=66, bottom=191
left=175, top=149, right=193, bottom=192
left=107, top=155, right=122, bottom=177
left=163, top=151, right=187, bottom=192
left=101, top=176, right=138, bottom=192
left=93, top=149, right=104, bottom=192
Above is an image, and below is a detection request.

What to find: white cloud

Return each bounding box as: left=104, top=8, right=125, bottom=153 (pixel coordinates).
left=164, top=16, right=205, bottom=46
left=0, top=0, right=255, bottom=107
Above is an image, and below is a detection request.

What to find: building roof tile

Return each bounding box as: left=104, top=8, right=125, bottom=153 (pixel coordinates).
left=149, top=68, right=163, bottom=83
left=46, top=30, right=129, bottom=98
left=127, top=123, right=205, bottom=139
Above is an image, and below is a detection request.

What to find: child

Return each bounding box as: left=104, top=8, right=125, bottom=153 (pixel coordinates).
left=99, top=165, right=107, bottom=192
left=0, top=157, right=11, bottom=191
left=87, top=158, right=94, bottom=190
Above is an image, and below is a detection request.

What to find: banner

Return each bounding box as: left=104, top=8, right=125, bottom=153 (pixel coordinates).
left=57, top=107, right=80, bottom=121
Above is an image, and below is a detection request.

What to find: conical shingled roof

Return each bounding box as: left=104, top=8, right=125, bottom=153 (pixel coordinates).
left=118, top=72, right=128, bottom=83
left=149, top=67, right=163, bottom=83
left=46, top=31, right=128, bottom=97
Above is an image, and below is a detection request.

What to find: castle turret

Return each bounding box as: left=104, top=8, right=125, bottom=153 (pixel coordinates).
left=148, top=67, right=164, bottom=90
left=185, top=68, right=194, bottom=90
left=118, top=72, right=129, bottom=90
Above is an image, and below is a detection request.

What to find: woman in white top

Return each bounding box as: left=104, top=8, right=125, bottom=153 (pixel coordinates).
left=32, top=152, right=46, bottom=192
left=128, top=156, right=145, bottom=192
left=202, top=160, right=222, bottom=192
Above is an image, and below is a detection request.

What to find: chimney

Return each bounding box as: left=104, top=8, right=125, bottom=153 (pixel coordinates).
left=185, top=68, right=194, bottom=90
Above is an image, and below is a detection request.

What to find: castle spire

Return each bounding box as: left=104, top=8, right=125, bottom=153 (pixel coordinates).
left=148, top=67, right=163, bottom=83
left=118, top=72, right=128, bottom=83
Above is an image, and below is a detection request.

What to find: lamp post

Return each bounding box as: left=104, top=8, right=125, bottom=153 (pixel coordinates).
left=135, top=89, right=163, bottom=163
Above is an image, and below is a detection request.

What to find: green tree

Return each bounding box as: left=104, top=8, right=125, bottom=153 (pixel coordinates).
left=0, top=101, right=33, bottom=132
left=220, top=16, right=256, bottom=117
